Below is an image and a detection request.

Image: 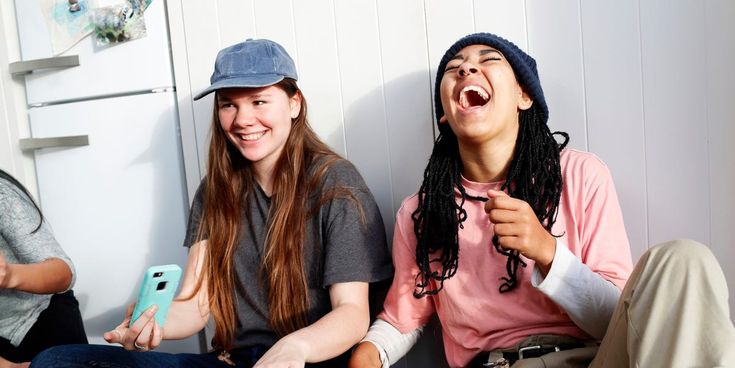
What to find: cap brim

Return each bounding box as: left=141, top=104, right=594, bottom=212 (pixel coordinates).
left=192, top=74, right=286, bottom=100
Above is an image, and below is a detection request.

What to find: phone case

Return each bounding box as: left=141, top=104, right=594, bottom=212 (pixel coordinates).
left=130, top=264, right=182, bottom=326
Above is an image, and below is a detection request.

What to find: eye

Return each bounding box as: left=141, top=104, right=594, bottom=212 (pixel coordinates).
left=218, top=102, right=234, bottom=109
left=253, top=100, right=267, bottom=106
left=481, top=57, right=501, bottom=63
left=444, top=64, right=460, bottom=73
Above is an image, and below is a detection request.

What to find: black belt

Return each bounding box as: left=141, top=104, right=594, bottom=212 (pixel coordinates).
left=472, top=342, right=585, bottom=367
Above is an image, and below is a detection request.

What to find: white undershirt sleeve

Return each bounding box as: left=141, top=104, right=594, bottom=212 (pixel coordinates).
left=532, top=239, right=621, bottom=340
left=361, top=318, right=424, bottom=367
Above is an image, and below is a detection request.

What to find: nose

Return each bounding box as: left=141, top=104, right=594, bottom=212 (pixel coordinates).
left=458, top=63, right=478, bottom=77
left=233, top=107, right=256, bottom=126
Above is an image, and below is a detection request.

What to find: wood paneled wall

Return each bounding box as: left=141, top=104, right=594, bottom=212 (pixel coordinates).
left=168, top=1, right=735, bottom=365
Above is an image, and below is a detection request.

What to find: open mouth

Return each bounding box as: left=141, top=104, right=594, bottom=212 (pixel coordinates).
left=458, top=85, right=490, bottom=109
left=239, top=131, right=266, bottom=141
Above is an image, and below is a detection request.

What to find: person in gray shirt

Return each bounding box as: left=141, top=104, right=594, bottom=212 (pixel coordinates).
left=0, top=169, right=86, bottom=367
left=32, top=38, right=393, bottom=368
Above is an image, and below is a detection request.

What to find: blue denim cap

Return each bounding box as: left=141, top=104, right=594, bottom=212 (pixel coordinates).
left=193, top=39, right=298, bottom=100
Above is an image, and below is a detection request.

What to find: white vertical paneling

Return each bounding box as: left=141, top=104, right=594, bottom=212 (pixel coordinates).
left=424, top=0, right=474, bottom=138
left=216, top=0, right=256, bottom=47
left=376, top=0, right=433, bottom=219
left=292, top=0, right=346, bottom=155
left=172, top=1, right=231, bottom=195
left=640, top=0, right=709, bottom=245
left=332, top=0, right=394, bottom=234
left=580, top=1, right=648, bottom=260
left=252, top=0, right=297, bottom=62
left=473, top=0, right=527, bottom=50
left=705, top=0, right=735, bottom=318
left=525, top=0, right=587, bottom=151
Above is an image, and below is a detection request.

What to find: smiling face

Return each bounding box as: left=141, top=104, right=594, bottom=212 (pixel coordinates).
left=217, top=85, right=301, bottom=176
left=439, top=44, right=533, bottom=147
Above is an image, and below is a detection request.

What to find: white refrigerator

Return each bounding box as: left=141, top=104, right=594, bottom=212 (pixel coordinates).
left=11, top=0, right=200, bottom=353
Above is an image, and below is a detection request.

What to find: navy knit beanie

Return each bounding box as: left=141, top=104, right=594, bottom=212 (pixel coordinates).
left=434, top=32, right=548, bottom=128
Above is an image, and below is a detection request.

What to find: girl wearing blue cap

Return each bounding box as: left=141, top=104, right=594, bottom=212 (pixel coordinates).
left=32, top=39, right=393, bottom=368
left=349, top=33, right=734, bottom=368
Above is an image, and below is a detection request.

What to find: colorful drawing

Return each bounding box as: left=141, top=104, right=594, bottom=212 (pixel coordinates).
left=41, top=0, right=94, bottom=55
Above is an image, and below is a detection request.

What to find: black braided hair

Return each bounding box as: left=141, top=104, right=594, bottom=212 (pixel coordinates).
left=411, top=104, right=569, bottom=297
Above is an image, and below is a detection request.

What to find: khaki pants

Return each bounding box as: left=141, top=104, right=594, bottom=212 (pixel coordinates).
left=513, top=240, right=735, bottom=368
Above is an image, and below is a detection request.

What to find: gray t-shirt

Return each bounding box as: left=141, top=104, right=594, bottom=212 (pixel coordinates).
left=184, top=159, right=393, bottom=348
left=0, top=177, right=76, bottom=346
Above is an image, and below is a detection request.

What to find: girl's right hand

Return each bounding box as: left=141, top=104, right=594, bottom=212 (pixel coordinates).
left=103, top=303, right=162, bottom=352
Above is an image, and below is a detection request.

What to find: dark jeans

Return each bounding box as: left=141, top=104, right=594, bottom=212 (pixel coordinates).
left=0, top=290, right=88, bottom=363
left=31, top=344, right=351, bottom=368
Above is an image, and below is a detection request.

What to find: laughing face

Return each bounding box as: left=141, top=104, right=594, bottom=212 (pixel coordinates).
left=217, top=85, right=301, bottom=175
left=439, top=44, right=533, bottom=146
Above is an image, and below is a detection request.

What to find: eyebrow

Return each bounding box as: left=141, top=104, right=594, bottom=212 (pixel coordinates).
left=450, top=48, right=502, bottom=61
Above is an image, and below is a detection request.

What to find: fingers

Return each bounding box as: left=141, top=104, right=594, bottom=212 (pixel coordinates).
left=484, top=190, right=524, bottom=213
left=150, top=321, right=163, bottom=350
left=134, top=318, right=155, bottom=351
left=103, top=328, right=124, bottom=344
left=487, top=208, right=516, bottom=224
left=123, top=305, right=157, bottom=350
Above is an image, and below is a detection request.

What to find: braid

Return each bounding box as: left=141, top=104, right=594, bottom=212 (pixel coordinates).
left=412, top=104, right=568, bottom=297
left=492, top=105, right=568, bottom=292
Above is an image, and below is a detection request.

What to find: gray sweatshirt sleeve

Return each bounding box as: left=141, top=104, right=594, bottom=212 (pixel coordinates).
left=0, top=180, right=76, bottom=291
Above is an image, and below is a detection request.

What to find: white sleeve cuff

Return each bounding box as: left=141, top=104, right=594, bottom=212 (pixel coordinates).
left=531, top=239, right=621, bottom=339
left=361, top=318, right=423, bottom=366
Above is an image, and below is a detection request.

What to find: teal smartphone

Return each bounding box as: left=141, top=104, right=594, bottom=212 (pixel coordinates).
left=130, top=264, right=182, bottom=327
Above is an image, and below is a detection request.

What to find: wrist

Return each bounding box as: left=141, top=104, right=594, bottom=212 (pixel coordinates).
left=5, top=264, right=20, bottom=289
left=280, top=333, right=311, bottom=360
left=535, top=237, right=556, bottom=276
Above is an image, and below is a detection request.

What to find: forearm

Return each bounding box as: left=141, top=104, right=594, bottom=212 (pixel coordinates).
left=532, top=241, right=621, bottom=339
left=160, top=298, right=209, bottom=339
left=6, top=258, right=72, bottom=293
left=283, top=302, right=369, bottom=363
left=161, top=241, right=210, bottom=340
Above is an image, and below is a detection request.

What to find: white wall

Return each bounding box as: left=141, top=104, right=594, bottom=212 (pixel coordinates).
left=0, top=0, right=36, bottom=194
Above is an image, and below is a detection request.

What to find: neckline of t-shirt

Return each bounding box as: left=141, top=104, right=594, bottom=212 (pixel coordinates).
left=459, top=175, right=504, bottom=197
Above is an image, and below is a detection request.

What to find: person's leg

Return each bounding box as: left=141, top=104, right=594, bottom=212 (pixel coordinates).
left=591, top=239, right=735, bottom=368
left=30, top=344, right=244, bottom=368
left=15, top=290, right=87, bottom=362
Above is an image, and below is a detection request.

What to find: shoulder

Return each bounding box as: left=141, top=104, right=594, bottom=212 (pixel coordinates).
left=561, top=149, right=613, bottom=182
left=560, top=149, right=616, bottom=198
left=561, top=149, right=609, bottom=172
left=0, top=178, right=33, bottom=209
left=311, top=156, right=369, bottom=191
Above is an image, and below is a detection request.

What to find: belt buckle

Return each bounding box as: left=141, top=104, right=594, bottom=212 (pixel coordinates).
left=518, top=345, right=559, bottom=360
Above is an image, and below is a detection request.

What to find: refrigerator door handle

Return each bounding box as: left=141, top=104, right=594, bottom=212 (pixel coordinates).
left=19, top=135, right=89, bottom=151
left=9, top=55, right=80, bottom=76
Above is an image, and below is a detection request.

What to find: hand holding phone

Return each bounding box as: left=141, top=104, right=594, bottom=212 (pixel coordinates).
left=130, top=264, right=182, bottom=327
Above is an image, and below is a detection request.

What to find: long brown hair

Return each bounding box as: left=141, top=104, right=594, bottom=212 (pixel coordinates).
left=196, top=79, right=345, bottom=349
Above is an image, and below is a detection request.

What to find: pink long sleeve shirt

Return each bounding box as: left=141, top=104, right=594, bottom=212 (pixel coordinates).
left=378, top=149, right=634, bottom=367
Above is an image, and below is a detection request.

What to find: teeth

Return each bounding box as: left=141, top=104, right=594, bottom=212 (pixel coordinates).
left=459, top=85, right=490, bottom=108
left=240, top=132, right=265, bottom=141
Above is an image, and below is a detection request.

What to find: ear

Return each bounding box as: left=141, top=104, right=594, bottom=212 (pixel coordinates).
left=517, top=89, right=533, bottom=111
left=439, top=115, right=448, bottom=124
left=289, top=92, right=302, bottom=119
